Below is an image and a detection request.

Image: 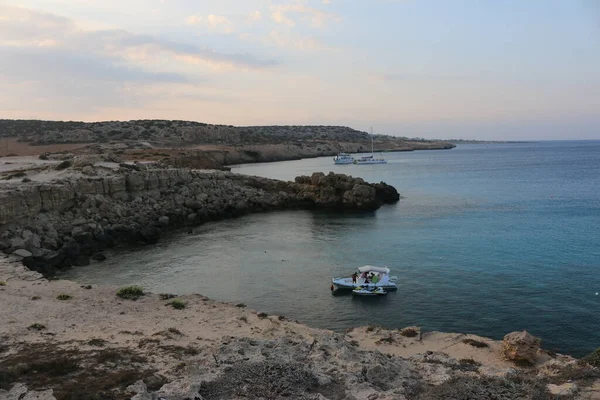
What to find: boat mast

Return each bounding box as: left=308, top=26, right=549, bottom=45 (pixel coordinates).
left=370, top=126, right=374, bottom=155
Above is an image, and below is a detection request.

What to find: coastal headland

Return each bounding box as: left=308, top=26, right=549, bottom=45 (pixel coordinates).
left=0, top=119, right=455, bottom=169
left=0, top=121, right=599, bottom=399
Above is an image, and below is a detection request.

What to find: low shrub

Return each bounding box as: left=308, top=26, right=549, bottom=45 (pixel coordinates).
left=400, top=327, right=419, bottom=338
left=56, top=294, right=72, bottom=301
left=28, top=323, right=46, bottom=331
left=116, top=286, right=144, bottom=300
left=168, top=299, right=186, bottom=310
left=583, top=347, right=600, bottom=368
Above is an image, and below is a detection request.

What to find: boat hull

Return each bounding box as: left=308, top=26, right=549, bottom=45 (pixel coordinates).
left=354, top=160, right=387, bottom=165
left=332, top=278, right=397, bottom=291
left=352, top=286, right=387, bottom=296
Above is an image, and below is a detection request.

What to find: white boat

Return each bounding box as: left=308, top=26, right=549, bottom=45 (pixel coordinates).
left=352, top=286, right=387, bottom=296
left=331, top=265, right=398, bottom=291
left=354, top=128, right=387, bottom=165
left=333, top=152, right=354, bottom=165
left=354, top=155, right=387, bottom=165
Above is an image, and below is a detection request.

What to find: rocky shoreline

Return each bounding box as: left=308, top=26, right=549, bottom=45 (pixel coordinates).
left=0, top=258, right=599, bottom=400
left=0, top=159, right=399, bottom=277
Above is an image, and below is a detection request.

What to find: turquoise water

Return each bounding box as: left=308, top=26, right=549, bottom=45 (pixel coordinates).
left=64, top=142, right=600, bottom=357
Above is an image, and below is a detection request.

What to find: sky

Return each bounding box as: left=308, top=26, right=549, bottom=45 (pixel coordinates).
left=1, top=0, right=599, bottom=140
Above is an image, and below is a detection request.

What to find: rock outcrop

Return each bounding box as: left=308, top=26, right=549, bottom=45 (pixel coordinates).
left=502, top=330, right=541, bottom=364
left=0, top=168, right=399, bottom=276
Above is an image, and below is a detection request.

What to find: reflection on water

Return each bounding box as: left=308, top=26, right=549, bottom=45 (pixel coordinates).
left=63, top=142, right=600, bottom=357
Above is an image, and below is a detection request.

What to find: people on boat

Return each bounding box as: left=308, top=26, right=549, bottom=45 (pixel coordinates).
left=364, top=275, right=370, bottom=284
left=371, top=274, right=379, bottom=284
left=351, top=272, right=358, bottom=283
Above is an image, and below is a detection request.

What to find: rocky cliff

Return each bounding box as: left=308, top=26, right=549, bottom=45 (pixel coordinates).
left=0, top=165, right=399, bottom=276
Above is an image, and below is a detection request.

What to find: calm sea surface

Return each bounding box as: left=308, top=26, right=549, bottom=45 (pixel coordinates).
left=63, top=141, right=600, bottom=357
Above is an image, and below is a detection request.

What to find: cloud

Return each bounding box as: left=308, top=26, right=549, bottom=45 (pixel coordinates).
left=269, top=3, right=340, bottom=28
left=0, top=4, right=279, bottom=115
left=185, top=14, right=234, bottom=34
left=0, top=5, right=276, bottom=70
left=247, top=10, right=262, bottom=22
left=0, top=46, right=188, bottom=84
left=266, top=30, right=334, bottom=51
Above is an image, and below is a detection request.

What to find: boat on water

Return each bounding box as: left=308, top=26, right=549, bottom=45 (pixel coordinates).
left=352, top=286, right=387, bottom=296
left=354, top=155, right=387, bottom=165
left=331, top=265, right=397, bottom=291
left=333, top=152, right=354, bottom=165
left=354, top=127, right=387, bottom=165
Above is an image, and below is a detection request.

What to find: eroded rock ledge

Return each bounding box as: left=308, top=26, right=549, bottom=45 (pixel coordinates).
left=0, top=167, right=399, bottom=276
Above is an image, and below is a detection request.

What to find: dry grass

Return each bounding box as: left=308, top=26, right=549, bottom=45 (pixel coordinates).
left=414, top=375, right=552, bottom=400
left=198, top=361, right=319, bottom=400
left=0, top=137, right=86, bottom=157
left=0, top=343, right=165, bottom=400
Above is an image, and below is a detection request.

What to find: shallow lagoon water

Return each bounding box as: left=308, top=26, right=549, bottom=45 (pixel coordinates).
left=63, top=142, right=600, bottom=356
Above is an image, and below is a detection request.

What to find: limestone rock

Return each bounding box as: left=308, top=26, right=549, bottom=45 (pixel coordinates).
left=0, top=169, right=400, bottom=275
left=82, top=165, right=96, bottom=176
left=0, top=383, right=56, bottom=400
left=13, top=249, right=33, bottom=258
left=502, top=330, right=541, bottom=364
left=547, top=382, right=578, bottom=397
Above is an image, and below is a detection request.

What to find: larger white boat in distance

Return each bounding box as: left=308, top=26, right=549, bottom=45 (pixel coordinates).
left=354, top=128, right=387, bottom=165
left=333, top=152, right=354, bottom=165
left=331, top=265, right=397, bottom=291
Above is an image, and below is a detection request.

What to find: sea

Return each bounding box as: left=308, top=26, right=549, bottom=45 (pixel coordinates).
left=62, top=141, right=600, bottom=357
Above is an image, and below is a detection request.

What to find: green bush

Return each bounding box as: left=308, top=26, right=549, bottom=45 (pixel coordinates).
left=0, top=281, right=6, bottom=286
left=583, top=347, right=600, bottom=368
left=28, top=323, right=46, bottom=331
left=116, top=286, right=144, bottom=300
left=57, top=294, right=72, bottom=300
left=168, top=299, right=186, bottom=310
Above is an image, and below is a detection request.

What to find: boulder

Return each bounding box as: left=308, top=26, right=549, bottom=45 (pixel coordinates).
left=502, top=330, right=541, bottom=364
left=0, top=383, right=56, bottom=400
left=81, top=165, right=96, bottom=176
left=92, top=253, right=107, bottom=262
left=10, top=237, right=27, bottom=250
left=13, top=249, right=33, bottom=258
left=158, top=216, right=170, bottom=226
left=140, top=227, right=161, bottom=244
left=547, top=383, right=578, bottom=397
